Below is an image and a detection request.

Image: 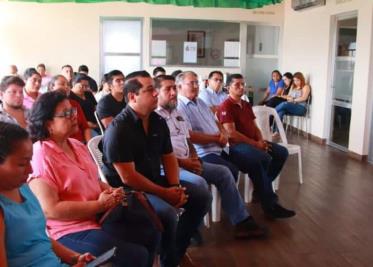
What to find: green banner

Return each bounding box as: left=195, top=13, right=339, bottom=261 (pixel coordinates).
left=8, top=0, right=282, bottom=9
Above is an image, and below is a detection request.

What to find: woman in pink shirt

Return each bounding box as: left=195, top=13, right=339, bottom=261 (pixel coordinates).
left=28, top=91, right=160, bottom=267
left=23, top=68, right=42, bottom=109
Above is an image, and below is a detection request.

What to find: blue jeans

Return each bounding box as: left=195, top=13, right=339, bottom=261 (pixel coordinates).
left=146, top=177, right=211, bottom=267
left=180, top=161, right=249, bottom=225
left=201, top=152, right=239, bottom=181
left=275, top=102, right=307, bottom=121
left=58, top=228, right=151, bottom=267
left=227, top=142, right=289, bottom=211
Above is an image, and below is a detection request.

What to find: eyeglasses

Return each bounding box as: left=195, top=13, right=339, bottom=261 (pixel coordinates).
left=54, top=107, right=77, bottom=119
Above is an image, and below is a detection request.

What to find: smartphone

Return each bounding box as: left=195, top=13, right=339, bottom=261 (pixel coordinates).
left=86, top=247, right=117, bottom=267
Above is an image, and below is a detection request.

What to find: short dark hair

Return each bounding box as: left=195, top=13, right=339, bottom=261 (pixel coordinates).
left=226, top=73, right=243, bottom=86
left=153, top=67, right=166, bottom=76
left=24, top=68, right=40, bottom=81
left=0, top=122, right=29, bottom=164
left=37, top=63, right=46, bottom=69
left=208, top=71, right=223, bottom=80
left=272, top=70, right=282, bottom=79
left=0, top=75, right=25, bottom=92
left=171, top=70, right=182, bottom=78
left=61, top=65, right=73, bottom=70
left=154, top=75, right=175, bottom=89
left=28, top=91, right=68, bottom=141
left=72, top=73, right=90, bottom=86
left=106, top=70, right=124, bottom=85
left=124, top=71, right=151, bottom=95
left=78, top=65, right=89, bottom=73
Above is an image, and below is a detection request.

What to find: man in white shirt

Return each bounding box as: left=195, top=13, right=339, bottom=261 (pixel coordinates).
left=155, top=74, right=268, bottom=240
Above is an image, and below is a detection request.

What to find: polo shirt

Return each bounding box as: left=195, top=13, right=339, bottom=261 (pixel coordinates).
left=102, top=105, right=173, bottom=187
left=96, top=93, right=126, bottom=121
left=198, top=87, right=228, bottom=108
left=23, top=89, right=41, bottom=109
left=29, top=138, right=101, bottom=240
left=218, top=97, right=257, bottom=140
left=177, top=95, right=222, bottom=157
left=268, top=79, right=285, bottom=97
left=69, top=91, right=97, bottom=124
left=156, top=107, right=191, bottom=159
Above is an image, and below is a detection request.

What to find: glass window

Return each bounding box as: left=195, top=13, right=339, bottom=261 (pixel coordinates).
left=101, top=19, right=142, bottom=75
left=151, top=19, right=240, bottom=67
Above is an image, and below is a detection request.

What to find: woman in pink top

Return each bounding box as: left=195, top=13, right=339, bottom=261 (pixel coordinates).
left=23, top=68, right=42, bottom=109
left=28, top=91, right=160, bottom=267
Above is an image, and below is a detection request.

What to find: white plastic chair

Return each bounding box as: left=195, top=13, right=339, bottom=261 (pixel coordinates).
left=94, top=111, right=105, bottom=135
left=87, top=135, right=108, bottom=183
left=253, top=106, right=303, bottom=189
left=284, top=97, right=311, bottom=137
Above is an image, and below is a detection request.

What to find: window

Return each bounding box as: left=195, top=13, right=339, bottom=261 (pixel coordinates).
left=101, top=19, right=142, bottom=76
left=151, top=19, right=240, bottom=67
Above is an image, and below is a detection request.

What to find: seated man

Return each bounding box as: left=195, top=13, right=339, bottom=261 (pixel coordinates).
left=198, top=70, right=227, bottom=114
left=155, top=75, right=267, bottom=239
left=0, top=76, right=29, bottom=129
left=153, top=66, right=166, bottom=77
left=96, top=70, right=126, bottom=128
left=218, top=73, right=296, bottom=219
left=176, top=71, right=295, bottom=219
left=102, top=71, right=210, bottom=267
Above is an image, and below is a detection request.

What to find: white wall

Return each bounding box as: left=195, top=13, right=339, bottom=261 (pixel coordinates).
left=0, top=1, right=284, bottom=81
left=281, top=0, right=373, bottom=156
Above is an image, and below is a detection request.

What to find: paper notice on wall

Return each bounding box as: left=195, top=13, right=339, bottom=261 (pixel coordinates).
left=152, top=40, right=167, bottom=57
left=224, top=41, right=240, bottom=58
left=183, top=42, right=197, bottom=63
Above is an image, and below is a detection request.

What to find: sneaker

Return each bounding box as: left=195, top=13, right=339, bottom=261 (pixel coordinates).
left=234, top=216, right=269, bottom=239
left=265, top=203, right=296, bottom=219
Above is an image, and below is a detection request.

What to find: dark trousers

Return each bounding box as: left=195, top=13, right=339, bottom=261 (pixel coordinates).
left=147, top=178, right=211, bottom=267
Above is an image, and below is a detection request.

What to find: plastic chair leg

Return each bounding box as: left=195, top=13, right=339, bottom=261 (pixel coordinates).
left=298, top=151, right=303, bottom=184
left=244, top=174, right=254, bottom=204
left=211, top=185, right=221, bottom=222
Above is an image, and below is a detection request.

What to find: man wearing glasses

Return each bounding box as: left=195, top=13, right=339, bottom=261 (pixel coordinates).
left=102, top=71, right=210, bottom=267
left=198, top=70, right=227, bottom=114
left=177, top=71, right=295, bottom=220
left=156, top=74, right=268, bottom=240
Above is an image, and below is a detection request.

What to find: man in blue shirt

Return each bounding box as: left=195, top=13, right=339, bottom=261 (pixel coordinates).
left=198, top=70, right=228, bottom=114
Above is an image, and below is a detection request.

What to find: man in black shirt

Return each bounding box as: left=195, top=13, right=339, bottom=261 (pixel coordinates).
left=102, top=71, right=210, bottom=267
left=96, top=70, right=126, bottom=129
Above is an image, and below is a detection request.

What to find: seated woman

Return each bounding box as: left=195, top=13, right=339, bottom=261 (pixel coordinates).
left=0, top=121, right=93, bottom=267
left=23, top=68, right=42, bottom=109
left=264, top=72, right=294, bottom=108
left=259, top=70, right=284, bottom=105
left=28, top=91, right=160, bottom=267
left=69, top=74, right=99, bottom=135
left=275, top=72, right=311, bottom=122
left=94, top=73, right=111, bottom=102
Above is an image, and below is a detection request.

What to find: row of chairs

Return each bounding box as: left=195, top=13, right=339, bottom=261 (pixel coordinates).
left=87, top=106, right=303, bottom=227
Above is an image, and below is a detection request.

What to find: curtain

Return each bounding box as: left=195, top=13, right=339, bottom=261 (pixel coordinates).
left=9, top=0, right=282, bottom=9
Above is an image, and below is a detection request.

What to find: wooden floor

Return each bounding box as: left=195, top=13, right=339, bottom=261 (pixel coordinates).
left=189, top=133, right=373, bottom=267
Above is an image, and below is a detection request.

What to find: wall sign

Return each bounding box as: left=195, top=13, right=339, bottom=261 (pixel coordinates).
left=292, top=0, right=325, bottom=10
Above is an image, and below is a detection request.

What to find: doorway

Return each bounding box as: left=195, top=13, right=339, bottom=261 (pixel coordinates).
left=329, top=16, right=357, bottom=150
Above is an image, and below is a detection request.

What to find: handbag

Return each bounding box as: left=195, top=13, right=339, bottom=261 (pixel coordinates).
left=98, top=190, right=164, bottom=232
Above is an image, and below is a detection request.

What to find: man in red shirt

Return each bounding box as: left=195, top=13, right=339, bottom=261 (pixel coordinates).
left=218, top=73, right=295, bottom=219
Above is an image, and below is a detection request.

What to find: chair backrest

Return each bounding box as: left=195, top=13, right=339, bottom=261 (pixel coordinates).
left=94, top=111, right=105, bottom=135
left=87, top=135, right=108, bottom=183
left=253, top=106, right=288, bottom=144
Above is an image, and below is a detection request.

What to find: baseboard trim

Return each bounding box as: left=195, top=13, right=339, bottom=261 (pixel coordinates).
left=285, top=125, right=326, bottom=145
left=348, top=151, right=368, bottom=161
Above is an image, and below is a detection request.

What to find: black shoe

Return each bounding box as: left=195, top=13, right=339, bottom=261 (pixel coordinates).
left=234, top=216, right=269, bottom=239
left=190, top=230, right=203, bottom=246
left=265, top=203, right=296, bottom=219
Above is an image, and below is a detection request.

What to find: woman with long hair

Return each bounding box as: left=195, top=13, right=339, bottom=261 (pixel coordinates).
left=275, top=72, right=311, bottom=122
